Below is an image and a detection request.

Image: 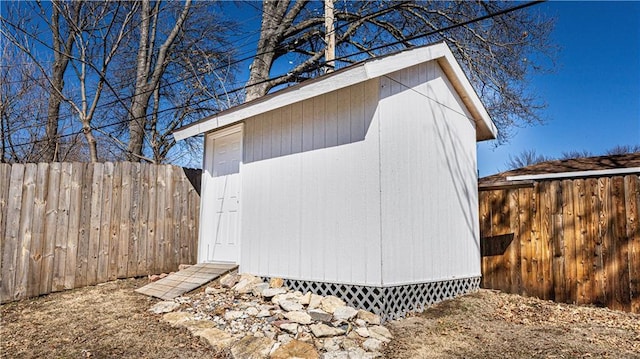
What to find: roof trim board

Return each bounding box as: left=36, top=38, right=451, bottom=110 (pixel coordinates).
left=506, top=167, right=640, bottom=182
left=173, top=42, right=497, bottom=142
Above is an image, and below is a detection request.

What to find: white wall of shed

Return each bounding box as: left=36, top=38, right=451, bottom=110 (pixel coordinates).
left=379, top=61, right=481, bottom=286
left=239, top=79, right=383, bottom=286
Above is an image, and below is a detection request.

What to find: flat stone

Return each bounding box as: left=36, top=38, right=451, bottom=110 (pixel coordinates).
left=323, top=338, right=341, bottom=351
left=279, top=323, right=299, bottom=334
left=271, top=340, right=319, bottom=359
left=273, top=292, right=302, bottom=305
left=279, top=300, right=303, bottom=312
left=205, top=286, right=224, bottom=295
left=284, top=311, right=312, bottom=325
left=149, top=301, right=180, bottom=314
left=355, top=327, right=369, bottom=338
left=320, top=296, right=346, bottom=314
left=299, top=292, right=312, bottom=305
left=185, top=320, right=217, bottom=334
left=367, top=326, right=392, bottom=343
left=308, top=294, right=324, bottom=309
left=269, top=277, right=284, bottom=288
left=162, top=312, right=195, bottom=327
left=356, top=310, right=381, bottom=325
left=196, top=327, right=234, bottom=350
left=225, top=310, right=245, bottom=321
left=308, top=309, right=333, bottom=323
left=252, top=283, right=270, bottom=296
left=346, top=347, right=370, bottom=359
left=233, top=274, right=263, bottom=294
left=256, top=309, right=271, bottom=318
left=220, top=273, right=240, bottom=288
left=362, top=338, right=383, bottom=352
left=245, top=307, right=259, bottom=316
left=230, top=335, right=275, bottom=359
left=262, top=287, right=287, bottom=298
left=309, top=323, right=346, bottom=338
left=322, top=351, right=349, bottom=359
left=341, top=338, right=359, bottom=351
left=332, top=306, right=358, bottom=321
left=277, top=334, right=292, bottom=345
left=354, top=319, right=367, bottom=327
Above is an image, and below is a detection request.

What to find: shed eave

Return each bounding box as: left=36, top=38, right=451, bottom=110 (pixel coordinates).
left=173, top=42, right=497, bottom=142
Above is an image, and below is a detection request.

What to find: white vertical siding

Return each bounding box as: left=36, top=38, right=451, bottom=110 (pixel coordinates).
left=379, top=61, right=480, bottom=286
left=240, top=79, right=382, bottom=286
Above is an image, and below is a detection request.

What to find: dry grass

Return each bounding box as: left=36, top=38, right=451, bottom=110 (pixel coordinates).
left=2, top=280, right=639, bottom=359
left=385, top=289, right=640, bottom=358
left=0, top=278, right=220, bottom=359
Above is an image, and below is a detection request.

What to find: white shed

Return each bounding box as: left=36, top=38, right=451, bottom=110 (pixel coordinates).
left=174, top=42, right=497, bottom=319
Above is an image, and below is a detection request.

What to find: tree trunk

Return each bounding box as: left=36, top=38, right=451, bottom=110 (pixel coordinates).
left=126, top=0, right=191, bottom=161
left=244, top=1, right=290, bottom=102
left=42, top=4, right=75, bottom=162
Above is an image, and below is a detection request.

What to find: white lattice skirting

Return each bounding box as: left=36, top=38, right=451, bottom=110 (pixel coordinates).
left=262, top=276, right=480, bottom=321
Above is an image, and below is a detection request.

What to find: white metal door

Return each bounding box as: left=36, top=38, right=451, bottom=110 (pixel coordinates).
left=199, top=125, right=242, bottom=263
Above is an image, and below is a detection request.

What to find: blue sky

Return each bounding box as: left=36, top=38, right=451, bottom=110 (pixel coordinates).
left=477, top=1, right=640, bottom=176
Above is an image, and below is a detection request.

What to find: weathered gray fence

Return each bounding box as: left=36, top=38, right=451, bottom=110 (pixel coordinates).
left=0, top=162, right=201, bottom=303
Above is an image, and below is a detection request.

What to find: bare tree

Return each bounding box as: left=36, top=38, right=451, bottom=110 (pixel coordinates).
left=0, top=45, right=48, bottom=163
left=124, top=0, right=192, bottom=161
left=605, top=144, right=640, bottom=155
left=62, top=1, right=138, bottom=162
left=559, top=150, right=593, bottom=160
left=1, top=1, right=82, bottom=161
left=244, top=1, right=555, bottom=143
left=505, top=149, right=552, bottom=169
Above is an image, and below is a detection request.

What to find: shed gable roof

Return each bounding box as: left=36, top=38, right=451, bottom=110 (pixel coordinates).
left=173, top=42, right=497, bottom=142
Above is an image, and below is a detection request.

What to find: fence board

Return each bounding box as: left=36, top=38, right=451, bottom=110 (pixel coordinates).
left=539, top=180, right=553, bottom=300
left=127, top=163, right=141, bottom=277
left=108, top=163, right=122, bottom=281
left=584, top=178, right=598, bottom=304
left=0, top=164, right=11, bottom=284
left=138, top=164, right=149, bottom=275
left=146, top=164, right=158, bottom=274
left=40, top=163, right=60, bottom=295
left=87, top=163, right=103, bottom=286
left=574, top=179, right=587, bottom=304
left=52, top=163, right=72, bottom=292
left=1, top=164, right=25, bottom=302
left=481, top=174, right=640, bottom=314
left=117, top=162, right=132, bottom=278
left=65, top=163, right=83, bottom=290
left=626, top=175, right=640, bottom=313
left=27, top=163, right=48, bottom=298
left=156, top=166, right=167, bottom=272
left=97, top=163, right=113, bottom=283
left=165, top=166, right=175, bottom=269
left=611, top=176, right=631, bottom=311
left=14, top=164, right=37, bottom=300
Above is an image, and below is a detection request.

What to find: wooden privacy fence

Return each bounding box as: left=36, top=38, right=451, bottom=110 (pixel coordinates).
left=479, top=174, right=639, bottom=313
left=0, top=162, right=201, bottom=304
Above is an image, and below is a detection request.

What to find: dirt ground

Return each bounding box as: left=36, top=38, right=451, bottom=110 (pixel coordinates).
left=1, top=278, right=639, bottom=359
left=385, top=290, right=640, bottom=359
left=0, top=278, right=222, bottom=359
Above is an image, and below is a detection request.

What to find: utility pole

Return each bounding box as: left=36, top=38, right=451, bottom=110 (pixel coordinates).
left=324, top=0, right=335, bottom=73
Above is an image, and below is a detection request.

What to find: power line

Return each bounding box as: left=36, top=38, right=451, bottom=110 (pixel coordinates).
left=4, top=1, right=543, bottom=152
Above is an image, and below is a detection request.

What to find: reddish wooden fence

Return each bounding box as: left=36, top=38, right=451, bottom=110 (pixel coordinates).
left=479, top=174, right=639, bottom=313
left=0, top=162, right=200, bottom=304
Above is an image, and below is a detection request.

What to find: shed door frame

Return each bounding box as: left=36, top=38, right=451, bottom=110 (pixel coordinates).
left=199, top=123, right=244, bottom=264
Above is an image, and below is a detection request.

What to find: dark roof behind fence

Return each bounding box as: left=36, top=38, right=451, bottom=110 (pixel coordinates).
left=480, top=152, right=640, bottom=185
